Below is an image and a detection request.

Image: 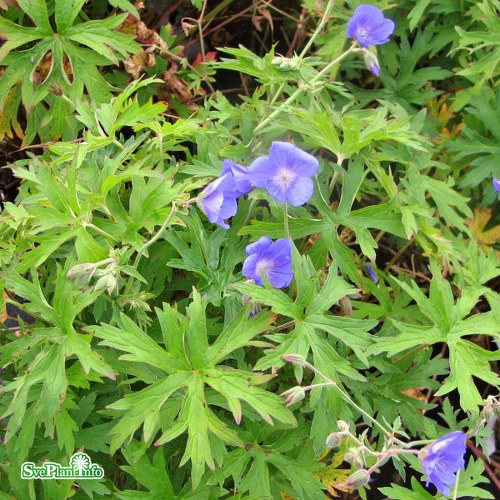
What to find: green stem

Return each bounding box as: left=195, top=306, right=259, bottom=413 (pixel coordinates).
left=452, top=470, right=460, bottom=500
left=365, top=449, right=419, bottom=476
left=328, top=155, right=344, bottom=196
left=283, top=203, right=291, bottom=239
left=299, top=0, right=337, bottom=58
left=133, top=204, right=177, bottom=269
left=123, top=205, right=177, bottom=296
left=254, top=44, right=356, bottom=134
left=86, top=222, right=119, bottom=243
left=303, top=360, right=403, bottom=443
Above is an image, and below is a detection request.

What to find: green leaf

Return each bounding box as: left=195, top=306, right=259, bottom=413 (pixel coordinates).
left=17, top=228, right=76, bottom=274
left=337, top=155, right=365, bottom=216
left=107, top=373, right=191, bottom=453
left=307, top=271, right=358, bottom=316
left=436, top=339, right=500, bottom=412
left=204, top=368, right=297, bottom=427
left=16, top=0, right=53, bottom=34
left=238, top=218, right=330, bottom=239
left=120, top=444, right=175, bottom=498
left=338, top=204, right=407, bottom=239
left=92, top=314, right=189, bottom=372
left=408, top=0, right=431, bottom=32
left=185, top=289, right=209, bottom=368
left=55, top=0, right=87, bottom=33
left=108, top=0, right=140, bottom=17
left=369, top=322, right=444, bottom=357
left=205, top=308, right=274, bottom=366
left=67, top=15, right=139, bottom=64
left=0, top=18, right=45, bottom=62
left=307, top=314, right=375, bottom=367
left=232, top=281, right=300, bottom=319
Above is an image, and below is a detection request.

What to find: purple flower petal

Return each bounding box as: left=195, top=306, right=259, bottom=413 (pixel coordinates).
left=285, top=177, right=314, bottom=207
left=493, top=177, right=500, bottom=192
left=221, top=159, right=253, bottom=196
left=266, top=177, right=289, bottom=203
left=245, top=236, right=272, bottom=256
left=248, top=157, right=274, bottom=188
left=199, top=173, right=238, bottom=229
left=269, top=142, right=319, bottom=178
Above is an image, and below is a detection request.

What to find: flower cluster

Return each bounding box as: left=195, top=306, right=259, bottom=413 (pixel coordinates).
left=199, top=142, right=318, bottom=230
left=199, top=142, right=318, bottom=289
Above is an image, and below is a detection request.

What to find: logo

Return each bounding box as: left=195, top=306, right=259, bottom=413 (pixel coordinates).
left=21, top=452, right=104, bottom=480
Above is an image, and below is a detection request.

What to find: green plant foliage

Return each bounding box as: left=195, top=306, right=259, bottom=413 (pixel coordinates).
left=0, top=0, right=139, bottom=144
left=0, top=1, right=498, bottom=498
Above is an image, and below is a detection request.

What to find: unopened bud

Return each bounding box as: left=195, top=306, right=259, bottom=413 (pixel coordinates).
left=336, top=420, right=350, bottom=433
left=361, top=47, right=381, bottom=77
left=271, top=56, right=299, bottom=71
left=94, top=275, right=118, bottom=295
left=326, top=432, right=343, bottom=449
left=344, top=448, right=364, bottom=469
left=67, top=263, right=96, bottom=282
left=339, top=296, right=352, bottom=316
left=345, top=469, right=370, bottom=488
left=482, top=395, right=500, bottom=420
left=281, top=386, right=306, bottom=406
left=283, top=354, right=306, bottom=366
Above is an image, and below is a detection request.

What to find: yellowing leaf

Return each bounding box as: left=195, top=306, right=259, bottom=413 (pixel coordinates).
left=314, top=463, right=351, bottom=497
left=467, top=207, right=500, bottom=247
left=314, top=451, right=351, bottom=497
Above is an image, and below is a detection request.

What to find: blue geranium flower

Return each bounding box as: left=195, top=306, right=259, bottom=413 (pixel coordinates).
left=493, top=177, right=500, bottom=193
left=419, top=431, right=467, bottom=496
left=248, top=142, right=319, bottom=206
left=347, top=4, right=395, bottom=48
left=199, top=173, right=238, bottom=229
left=242, top=237, right=293, bottom=288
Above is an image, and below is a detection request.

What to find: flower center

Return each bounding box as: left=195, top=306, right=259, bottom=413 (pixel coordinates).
left=359, top=27, right=370, bottom=39
left=278, top=169, right=294, bottom=187
left=256, top=259, right=274, bottom=274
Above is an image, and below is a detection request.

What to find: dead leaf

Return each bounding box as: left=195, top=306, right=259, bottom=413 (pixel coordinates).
left=0, top=290, right=8, bottom=324
left=123, top=51, right=156, bottom=80
left=401, top=388, right=427, bottom=403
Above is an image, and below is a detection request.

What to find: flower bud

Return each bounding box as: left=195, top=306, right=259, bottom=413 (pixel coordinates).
left=482, top=395, right=500, bottom=420
left=344, top=448, right=364, bottom=469
left=361, top=47, right=381, bottom=77
left=336, top=420, right=350, bottom=433
left=345, top=469, right=370, bottom=488
left=281, top=386, right=306, bottom=406
left=283, top=354, right=306, bottom=366
left=67, top=263, right=96, bottom=282
left=326, top=432, right=343, bottom=449
left=271, top=56, right=299, bottom=71
left=94, top=275, right=118, bottom=295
